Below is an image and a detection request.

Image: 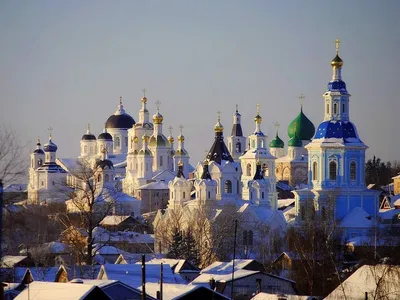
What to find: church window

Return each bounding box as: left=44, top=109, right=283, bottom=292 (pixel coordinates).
left=171, top=192, right=174, bottom=199
left=160, top=156, right=163, bottom=167
left=115, top=137, right=120, bottom=148
left=146, top=163, right=148, bottom=171
left=237, top=180, right=239, bottom=194
left=251, top=141, right=255, bottom=148
left=38, top=159, right=42, bottom=166
left=329, top=161, right=337, bottom=180
left=312, top=161, right=318, bottom=181
left=350, top=161, right=356, bottom=180
left=183, top=192, right=186, bottom=198
left=243, top=230, right=248, bottom=246
left=208, top=191, right=210, bottom=199
left=52, top=181, right=55, bottom=186
left=326, top=103, right=330, bottom=114
left=248, top=231, right=253, bottom=246
left=235, top=142, right=241, bottom=153
left=263, top=163, right=269, bottom=176
left=31, top=159, right=33, bottom=168
left=262, top=192, right=264, bottom=199
left=125, top=137, right=128, bottom=147
left=246, top=164, right=251, bottom=176
left=333, top=103, right=337, bottom=114
left=342, top=103, right=345, bottom=113
left=41, top=181, right=44, bottom=187
left=105, top=174, right=109, bottom=182
left=301, top=205, right=305, bottom=220
left=224, top=180, right=232, bottom=194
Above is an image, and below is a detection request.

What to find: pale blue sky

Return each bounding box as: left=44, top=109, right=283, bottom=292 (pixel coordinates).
left=1, top=0, right=399, bottom=165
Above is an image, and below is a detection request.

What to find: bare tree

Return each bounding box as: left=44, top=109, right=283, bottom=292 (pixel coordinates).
left=0, top=125, right=26, bottom=185
left=56, top=158, right=117, bottom=265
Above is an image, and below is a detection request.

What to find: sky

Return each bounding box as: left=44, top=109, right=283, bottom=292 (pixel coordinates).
left=1, top=0, right=400, bottom=167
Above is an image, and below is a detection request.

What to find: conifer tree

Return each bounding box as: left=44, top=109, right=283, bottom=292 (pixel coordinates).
left=167, top=229, right=183, bottom=259
left=183, top=229, right=201, bottom=266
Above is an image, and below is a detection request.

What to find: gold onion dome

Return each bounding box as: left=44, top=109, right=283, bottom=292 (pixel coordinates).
left=331, top=54, right=343, bottom=68
left=254, top=114, right=262, bottom=124
left=168, top=135, right=174, bottom=143
left=152, top=111, right=163, bottom=124
left=214, top=120, right=224, bottom=133
left=141, top=96, right=147, bottom=103
left=178, top=134, right=185, bottom=142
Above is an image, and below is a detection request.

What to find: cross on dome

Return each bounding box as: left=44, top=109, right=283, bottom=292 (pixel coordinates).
left=179, top=124, right=184, bottom=134
left=119, top=96, right=123, bottom=105
left=256, top=103, right=260, bottom=115
left=275, top=121, right=280, bottom=133
left=168, top=126, right=173, bottom=135
left=155, top=100, right=161, bottom=111
left=335, top=38, right=341, bottom=54
left=236, top=104, right=239, bottom=113
left=47, top=126, right=53, bottom=138
left=217, top=111, right=221, bottom=122
left=142, top=88, right=147, bottom=97
left=298, top=93, right=305, bottom=108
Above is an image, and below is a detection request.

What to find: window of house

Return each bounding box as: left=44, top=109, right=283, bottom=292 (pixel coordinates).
left=312, top=161, right=318, bottom=181
left=243, top=230, right=248, bottom=246
left=41, top=181, right=44, bottom=187
left=329, top=161, right=337, bottom=180
left=224, top=180, right=232, bottom=193
left=248, top=230, right=253, bottom=246
left=38, top=159, right=42, bottom=166
left=183, top=192, right=186, bottom=198
left=262, top=192, right=264, bottom=199
left=350, top=161, right=356, bottom=180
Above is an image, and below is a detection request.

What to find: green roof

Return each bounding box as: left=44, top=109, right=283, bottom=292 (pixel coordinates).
left=288, top=134, right=302, bottom=147
left=287, top=107, right=315, bottom=141
left=269, top=134, right=284, bottom=148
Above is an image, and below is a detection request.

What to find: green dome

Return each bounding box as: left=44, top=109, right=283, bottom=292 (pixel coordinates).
left=288, top=134, right=302, bottom=147
left=287, top=107, right=315, bottom=141
left=269, top=134, right=284, bottom=148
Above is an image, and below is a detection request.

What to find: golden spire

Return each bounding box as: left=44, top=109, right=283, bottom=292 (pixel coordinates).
left=331, top=38, right=343, bottom=68
left=254, top=104, right=262, bottom=124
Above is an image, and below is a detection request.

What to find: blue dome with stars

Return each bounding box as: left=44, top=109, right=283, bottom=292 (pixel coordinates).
left=314, top=120, right=363, bottom=143
left=327, top=80, right=348, bottom=94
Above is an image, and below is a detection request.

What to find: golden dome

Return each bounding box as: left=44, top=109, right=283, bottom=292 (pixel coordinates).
left=168, top=135, right=174, bottom=143
left=141, top=96, right=147, bottom=104
left=214, top=121, right=224, bottom=133
left=254, top=114, right=262, bottom=124
left=331, top=54, right=343, bottom=68
left=152, top=111, right=163, bottom=124
left=178, top=134, right=185, bottom=142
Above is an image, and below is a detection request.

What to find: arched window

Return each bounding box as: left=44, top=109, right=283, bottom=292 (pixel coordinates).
left=246, top=164, right=251, bottom=176
left=84, top=145, right=87, bottom=154
left=261, top=192, right=265, bottom=199
left=31, top=159, right=33, bottom=168
left=329, top=161, right=337, bottom=180
left=125, top=137, right=128, bottom=147
left=301, top=205, right=305, bottom=220
left=115, top=137, right=120, bottom=148
left=326, top=103, right=330, bottom=114
left=105, top=174, right=109, bottom=182
left=263, top=163, right=269, bottom=176
left=342, top=103, right=345, bottom=113
left=208, top=191, right=210, bottom=199
left=312, top=161, right=318, bottom=181
left=333, top=103, right=337, bottom=114
left=235, top=142, right=241, bottom=153
left=248, top=230, right=253, bottom=246
left=224, top=180, right=232, bottom=194
left=38, top=159, right=42, bottom=166
left=350, top=161, right=356, bottom=181
left=160, top=156, right=163, bottom=167
left=243, top=230, right=248, bottom=246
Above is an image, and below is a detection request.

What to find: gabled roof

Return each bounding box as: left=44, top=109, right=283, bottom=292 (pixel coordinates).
left=340, top=207, right=373, bottom=228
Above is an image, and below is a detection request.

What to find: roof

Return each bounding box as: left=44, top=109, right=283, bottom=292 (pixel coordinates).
left=313, top=120, right=363, bottom=144
left=191, top=269, right=260, bottom=286
left=145, top=259, right=199, bottom=274
left=325, top=264, right=400, bottom=299
left=14, top=281, right=109, bottom=300
left=1, top=256, right=28, bottom=268
left=251, top=292, right=312, bottom=299
left=201, top=259, right=257, bottom=274
left=4, top=184, right=27, bottom=192
left=206, top=132, right=234, bottom=164
left=106, top=114, right=135, bottom=129
left=340, top=207, right=373, bottom=228
left=287, top=107, right=315, bottom=141
left=139, top=181, right=169, bottom=190
left=99, top=215, right=131, bottom=226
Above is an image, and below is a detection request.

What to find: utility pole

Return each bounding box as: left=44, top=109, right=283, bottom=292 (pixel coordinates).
left=160, top=262, right=163, bottom=300
left=231, top=219, right=237, bottom=300
left=141, top=254, right=146, bottom=300
left=0, top=180, right=3, bottom=261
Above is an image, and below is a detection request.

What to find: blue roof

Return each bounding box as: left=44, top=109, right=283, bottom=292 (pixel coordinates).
left=327, top=80, right=348, bottom=94
left=314, top=120, right=363, bottom=143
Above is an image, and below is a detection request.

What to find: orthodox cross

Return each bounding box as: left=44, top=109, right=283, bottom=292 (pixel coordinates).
left=142, top=88, right=147, bottom=97
left=47, top=126, right=53, bottom=138
left=236, top=104, right=239, bottom=113
left=179, top=124, right=184, bottom=135
left=256, top=103, right=260, bottom=115
left=298, top=93, right=305, bottom=108
left=155, top=100, right=161, bottom=111
left=275, top=121, right=280, bottom=133
left=119, top=96, right=123, bottom=105
left=335, top=38, right=341, bottom=54
left=217, top=111, right=221, bottom=122
left=87, top=123, right=91, bottom=132
left=168, top=126, right=173, bottom=136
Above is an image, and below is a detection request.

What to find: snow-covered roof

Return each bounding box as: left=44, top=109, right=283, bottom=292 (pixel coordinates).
left=139, top=181, right=169, bottom=190
left=325, top=265, right=400, bottom=299
left=340, top=207, right=373, bottom=228
left=93, top=228, right=154, bottom=244
left=191, top=269, right=260, bottom=285
left=142, top=259, right=199, bottom=274
left=98, top=263, right=184, bottom=288
left=1, top=256, right=28, bottom=268
left=277, top=199, right=295, bottom=209
left=100, top=215, right=131, bottom=226
left=201, top=259, right=256, bottom=274
left=251, top=292, right=312, bottom=299
left=44, top=242, right=71, bottom=254
left=14, top=281, right=103, bottom=300
left=4, top=184, right=27, bottom=192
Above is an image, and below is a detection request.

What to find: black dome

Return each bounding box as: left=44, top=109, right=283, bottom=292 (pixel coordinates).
left=98, top=132, right=113, bottom=140
left=43, top=140, right=58, bottom=152
left=81, top=133, right=96, bottom=141
left=95, top=159, right=114, bottom=170
left=33, top=149, right=44, bottom=154
left=105, top=114, right=135, bottom=129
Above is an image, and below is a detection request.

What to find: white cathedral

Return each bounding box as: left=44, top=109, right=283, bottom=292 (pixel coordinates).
left=27, top=40, right=380, bottom=247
